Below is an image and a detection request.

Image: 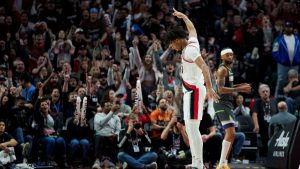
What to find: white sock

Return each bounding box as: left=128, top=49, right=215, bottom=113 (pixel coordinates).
left=219, top=140, right=231, bottom=166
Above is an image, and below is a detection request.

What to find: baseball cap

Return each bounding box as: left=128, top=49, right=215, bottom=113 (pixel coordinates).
left=0, top=64, right=7, bottom=70
left=78, top=41, right=87, bottom=49
left=106, top=55, right=114, bottom=61
left=0, top=75, right=6, bottom=81
left=91, top=35, right=98, bottom=41
left=100, top=68, right=108, bottom=78
left=284, top=21, right=293, bottom=28
left=89, top=8, right=99, bottom=14
left=75, top=28, right=84, bottom=34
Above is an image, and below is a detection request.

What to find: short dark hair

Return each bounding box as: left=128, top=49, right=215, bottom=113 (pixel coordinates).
left=156, top=97, right=166, bottom=104
left=19, top=72, right=31, bottom=83
left=100, top=99, right=111, bottom=107
left=164, top=27, right=187, bottom=46
left=39, top=97, right=50, bottom=103
left=68, top=91, right=77, bottom=97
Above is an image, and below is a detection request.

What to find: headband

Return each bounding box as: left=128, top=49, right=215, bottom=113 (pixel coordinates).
left=220, top=48, right=233, bottom=56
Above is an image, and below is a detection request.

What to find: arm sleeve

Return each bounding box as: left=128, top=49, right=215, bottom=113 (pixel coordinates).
left=252, top=100, right=260, bottom=115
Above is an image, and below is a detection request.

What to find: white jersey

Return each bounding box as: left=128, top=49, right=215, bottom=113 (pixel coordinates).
left=181, top=37, right=204, bottom=86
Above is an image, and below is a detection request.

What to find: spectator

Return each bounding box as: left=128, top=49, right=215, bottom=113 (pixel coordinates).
left=49, top=88, right=64, bottom=124
left=66, top=110, right=91, bottom=167
left=129, top=105, right=151, bottom=132
left=61, top=74, right=77, bottom=121
left=213, top=115, right=245, bottom=164
left=10, top=96, right=33, bottom=161
left=272, top=21, right=300, bottom=98
left=161, top=61, right=181, bottom=93
left=233, top=94, right=251, bottom=116
left=268, top=101, right=296, bottom=139
left=86, top=77, right=101, bottom=112
left=93, top=47, right=112, bottom=69
left=73, top=42, right=91, bottom=73
left=252, top=84, right=277, bottom=157
left=114, top=33, right=130, bottom=73
left=34, top=98, right=68, bottom=168
left=258, top=15, right=276, bottom=84
left=0, top=119, right=18, bottom=169
left=131, top=37, right=162, bottom=95
left=71, top=28, right=87, bottom=58
left=156, top=77, right=181, bottom=116
left=42, top=73, right=61, bottom=98
left=125, top=88, right=138, bottom=108
left=159, top=115, right=192, bottom=169
left=93, top=100, right=121, bottom=168
left=118, top=113, right=158, bottom=169
left=283, top=69, right=300, bottom=99
left=34, top=66, right=49, bottom=84
left=114, top=93, right=132, bottom=130
left=0, top=65, right=12, bottom=87
left=19, top=72, right=35, bottom=103
left=0, top=94, right=32, bottom=162
left=233, top=94, right=255, bottom=133
left=51, top=30, right=75, bottom=68
left=80, top=7, right=107, bottom=43
left=18, top=12, right=34, bottom=41
left=12, top=59, right=25, bottom=86
left=283, top=69, right=300, bottom=111
left=150, top=98, right=174, bottom=144
left=200, top=111, right=222, bottom=168
left=28, top=24, right=51, bottom=72
left=31, top=54, right=52, bottom=76
left=89, top=66, right=101, bottom=79
left=101, top=88, right=116, bottom=104
left=162, top=89, right=182, bottom=116
left=96, top=69, right=109, bottom=99
left=41, top=0, right=61, bottom=34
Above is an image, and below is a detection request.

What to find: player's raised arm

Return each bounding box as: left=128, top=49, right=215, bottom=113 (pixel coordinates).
left=172, top=8, right=197, bottom=38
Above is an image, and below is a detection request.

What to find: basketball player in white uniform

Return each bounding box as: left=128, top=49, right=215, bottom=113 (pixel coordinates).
left=165, top=8, right=219, bottom=169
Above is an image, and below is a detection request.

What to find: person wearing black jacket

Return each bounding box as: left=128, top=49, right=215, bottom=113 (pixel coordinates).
left=117, top=113, right=158, bottom=169
left=34, top=97, right=68, bottom=168
left=0, top=119, right=18, bottom=169
left=66, top=116, right=92, bottom=167
left=159, top=115, right=191, bottom=169
left=199, top=111, right=222, bottom=167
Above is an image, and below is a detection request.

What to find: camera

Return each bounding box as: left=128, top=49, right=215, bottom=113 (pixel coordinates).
left=159, top=147, right=176, bottom=159
left=134, top=123, right=141, bottom=129
left=176, top=117, right=185, bottom=125
left=115, top=100, right=121, bottom=105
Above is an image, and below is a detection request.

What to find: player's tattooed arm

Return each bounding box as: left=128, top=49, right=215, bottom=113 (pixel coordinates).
left=216, top=67, right=236, bottom=94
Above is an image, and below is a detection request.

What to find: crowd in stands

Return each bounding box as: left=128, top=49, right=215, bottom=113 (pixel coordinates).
left=0, top=0, right=300, bottom=168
